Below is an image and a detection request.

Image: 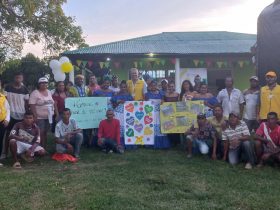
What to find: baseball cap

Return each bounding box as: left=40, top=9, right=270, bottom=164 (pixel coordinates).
left=265, top=71, right=277, bottom=77
left=229, top=111, right=239, bottom=118
left=249, top=76, right=259, bottom=81
left=38, top=77, right=48, bottom=83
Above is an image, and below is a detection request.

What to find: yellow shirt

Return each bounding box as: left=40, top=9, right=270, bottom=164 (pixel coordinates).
left=127, top=80, right=145, bottom=101
left=259, top=84, right=280, bottom=120
left=0, top=94, right=8, bottom=122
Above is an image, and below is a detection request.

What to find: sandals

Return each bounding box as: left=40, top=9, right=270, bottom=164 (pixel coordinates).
left=13, top=162, right=22, bottom=169
left=20, top=153, right=34, bottom=163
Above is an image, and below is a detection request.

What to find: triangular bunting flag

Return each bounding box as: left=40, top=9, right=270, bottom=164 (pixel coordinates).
left=114, top=62, right=120, bottom=69
left=76, top=60, right=82, bottom=66
left=206, top=60, right=212, bottom=68
left=99, top=62, right=104, bottom=69
left=238, top=61, right=244, bottom=68
left=223, top=61, right=228, bottom=68
left=193, top=59, right=199, bottom=67
left=199, top=60, right=205, bottom=66
left=104, top=61, right=110, bottom=68
left=244, top=60, right=250, bottom=66
left=88, top=61, right=94, bottom=67
left=134, top=61, right=138, bottom=68
left=160, top=59, right=166, bottom=66
left=155, top=60, right=160, bottom=66
left=170, top=58, right=176, bottom=65
left=150, top=61, right=155, bottom=68
left=82, top=60, right=87, bottom=67
left=217, top=61, right=223, bottom=69
left=139, top=61, right=143, bottom=68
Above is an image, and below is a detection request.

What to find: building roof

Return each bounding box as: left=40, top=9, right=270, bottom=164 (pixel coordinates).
left=63, top=31, right=256, bottom=56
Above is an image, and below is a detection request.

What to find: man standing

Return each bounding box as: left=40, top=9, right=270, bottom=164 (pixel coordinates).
left=69, top=74, right=89, bottom=97
left=222, top=112, right=255, bottom=169
left=258, top=71, right=280, bottom=121
left=2, top=72, right=29, bottom=158
left=243, top=76, right=260, bottom=132
left=193, top=75, right=202, bottom=93
left=0, top=89, right=10, bottom=166
left=98, top=109, right=123, bottom=153
left=87, top=74, right=100, bottom=96
left=55, top=108, right=83, bottom=158
left=217, top=77, right=245, bottom=118
left=254, top=112, right=280, bottom=167
left=9, top=111, right=46, bottom=169
left=127, top=68, right=147, bottom=101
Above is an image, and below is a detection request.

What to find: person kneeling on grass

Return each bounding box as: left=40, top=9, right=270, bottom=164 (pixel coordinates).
left=55, top=108, right=83, bottom=158
left=98, top=109, right=123, bottom=154
left=9, top=111, right=46, bottom=169
left=254, top=112, right=280, bottom=167
left=222, top=112, right=255, bottom=169
left=185, top=113, right=217, bottom=159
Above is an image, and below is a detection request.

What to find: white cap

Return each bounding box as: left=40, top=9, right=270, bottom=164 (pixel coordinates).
left=38, top=77, right=48, bottom=83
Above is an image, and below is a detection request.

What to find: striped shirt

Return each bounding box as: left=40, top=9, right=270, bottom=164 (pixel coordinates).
left=222, top=120, right=250, bottom=141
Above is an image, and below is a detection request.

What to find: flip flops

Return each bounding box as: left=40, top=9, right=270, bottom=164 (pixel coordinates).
left=13, top=162, right=22, bottom=169
left=20, top=154, right=34, bottom=163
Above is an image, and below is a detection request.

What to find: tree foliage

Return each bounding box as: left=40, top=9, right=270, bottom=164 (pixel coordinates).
left=0, top=0, right=85, bottom=59
left=1, top=53, right=50, bottom=89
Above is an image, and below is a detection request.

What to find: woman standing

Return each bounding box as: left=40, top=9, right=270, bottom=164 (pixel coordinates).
left=145, top=80, right=170, bottom=149
left=192, top=83, right=218, bottom=117
left=29, top=77, right=58, bottom=148
left=179, top=80, right=196, bottom=101
left=164, top=81, right=179, bottom=102
left=93, top=78, right=114, bottom=98
left=52, top=81, right=72, bottom=132
left=163, top=81, right=181, bottom=146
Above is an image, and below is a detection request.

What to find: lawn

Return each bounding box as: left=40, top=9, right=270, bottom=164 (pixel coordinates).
left=0, top=145, right=280, bottom=210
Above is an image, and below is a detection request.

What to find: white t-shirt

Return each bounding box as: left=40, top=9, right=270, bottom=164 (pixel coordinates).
left=243, top=89, right=259, bottom=120
left=4, top=85, right=29, bottom=120
left=217, top=88, right=245, bottom=117
left=55, top=119, right=78, bottom=139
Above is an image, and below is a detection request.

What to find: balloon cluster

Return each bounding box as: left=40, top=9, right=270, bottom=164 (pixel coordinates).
left=49, top=56, right=74, bottom=82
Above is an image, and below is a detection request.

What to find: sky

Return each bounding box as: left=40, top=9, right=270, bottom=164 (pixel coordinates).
left=22, top=0, right=274, bottom=57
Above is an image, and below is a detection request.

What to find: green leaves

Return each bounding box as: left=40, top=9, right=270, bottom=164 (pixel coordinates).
left=0, top=0, right=85, bottom=58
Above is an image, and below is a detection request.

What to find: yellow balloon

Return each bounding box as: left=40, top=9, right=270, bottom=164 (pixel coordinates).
left=61, top=62, right=73, bottom=73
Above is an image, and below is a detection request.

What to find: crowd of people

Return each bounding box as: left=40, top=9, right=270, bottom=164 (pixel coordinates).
left=0, top=68, right=280, bottom=170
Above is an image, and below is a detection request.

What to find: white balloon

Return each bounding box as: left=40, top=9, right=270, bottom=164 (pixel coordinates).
left=49, top=60, right=61, bottom=70
left=59, top=56, right=70, bottom=64
left=54, top=72, right=66, bottom=82
left=52, top=67, right=60, bottom=75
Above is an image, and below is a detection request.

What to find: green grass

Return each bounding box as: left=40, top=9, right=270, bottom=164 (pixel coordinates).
left=1, top=146, right=280, bottom=210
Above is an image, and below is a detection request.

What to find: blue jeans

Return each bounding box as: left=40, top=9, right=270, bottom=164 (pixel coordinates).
left=228, top=141, right=255, bottom=165
left=56, top=133, right=83, bottom=157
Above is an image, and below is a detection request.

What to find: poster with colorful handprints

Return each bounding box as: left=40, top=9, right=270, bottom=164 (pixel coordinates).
left=160, top=100, right=205, bottom=133
left=124, top=101, right=155, bottom=145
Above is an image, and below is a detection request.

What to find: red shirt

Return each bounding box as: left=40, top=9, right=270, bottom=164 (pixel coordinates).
left=98, top=118, right=120, bottom=144
left=256, top=122, right=280, bottom=146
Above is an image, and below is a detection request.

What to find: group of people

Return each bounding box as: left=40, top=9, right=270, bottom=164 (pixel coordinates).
left=1, top=68, right=280, bottom=170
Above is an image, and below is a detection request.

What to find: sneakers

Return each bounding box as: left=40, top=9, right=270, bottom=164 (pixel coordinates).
left=245, top=163, right=253, bottom=170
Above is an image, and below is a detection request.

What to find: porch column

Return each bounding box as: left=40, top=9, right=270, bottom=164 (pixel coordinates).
left=175, top=58, right=181, bottom=93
